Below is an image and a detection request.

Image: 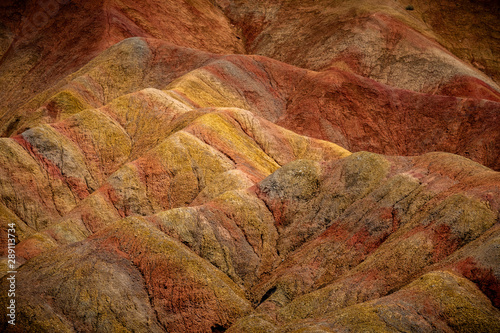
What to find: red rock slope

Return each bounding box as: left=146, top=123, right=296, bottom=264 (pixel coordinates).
left=0, top=0, right=499, bottom=332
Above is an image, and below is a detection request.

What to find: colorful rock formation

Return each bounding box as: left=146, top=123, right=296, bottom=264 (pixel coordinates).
left=1, top=0, right=499, bottom=332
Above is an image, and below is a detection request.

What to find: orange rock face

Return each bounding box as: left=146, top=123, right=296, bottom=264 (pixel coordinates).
left=0, top=0, right=499, bottom=332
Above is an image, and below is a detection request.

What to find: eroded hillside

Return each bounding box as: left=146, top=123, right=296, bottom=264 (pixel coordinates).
left=1, top=0, right=499, bottom=332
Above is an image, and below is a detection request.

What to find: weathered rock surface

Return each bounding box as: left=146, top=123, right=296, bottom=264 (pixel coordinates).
left=1, top=0, right=499, bottom=332
left=218, top=0, right=500, bottom=98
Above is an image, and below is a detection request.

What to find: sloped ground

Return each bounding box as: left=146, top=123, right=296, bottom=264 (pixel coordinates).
left=1, top=0, right=499, bottom=332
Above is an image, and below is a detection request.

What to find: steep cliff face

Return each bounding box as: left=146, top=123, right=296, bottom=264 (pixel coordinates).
left=1, top=1, right=499, bottom=332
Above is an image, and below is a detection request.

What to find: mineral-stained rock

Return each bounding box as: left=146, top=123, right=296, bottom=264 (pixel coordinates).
left=1, top=1, right=499, bottom=332
left=3, top=147, right=499, bottom=332
left=1, top=216, right=252, bottom=332
left=282, top=271, right=500, bottom=333
left=2, top=35, right=500, bottom=169
left=218, top=0, right=500, bottom=98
